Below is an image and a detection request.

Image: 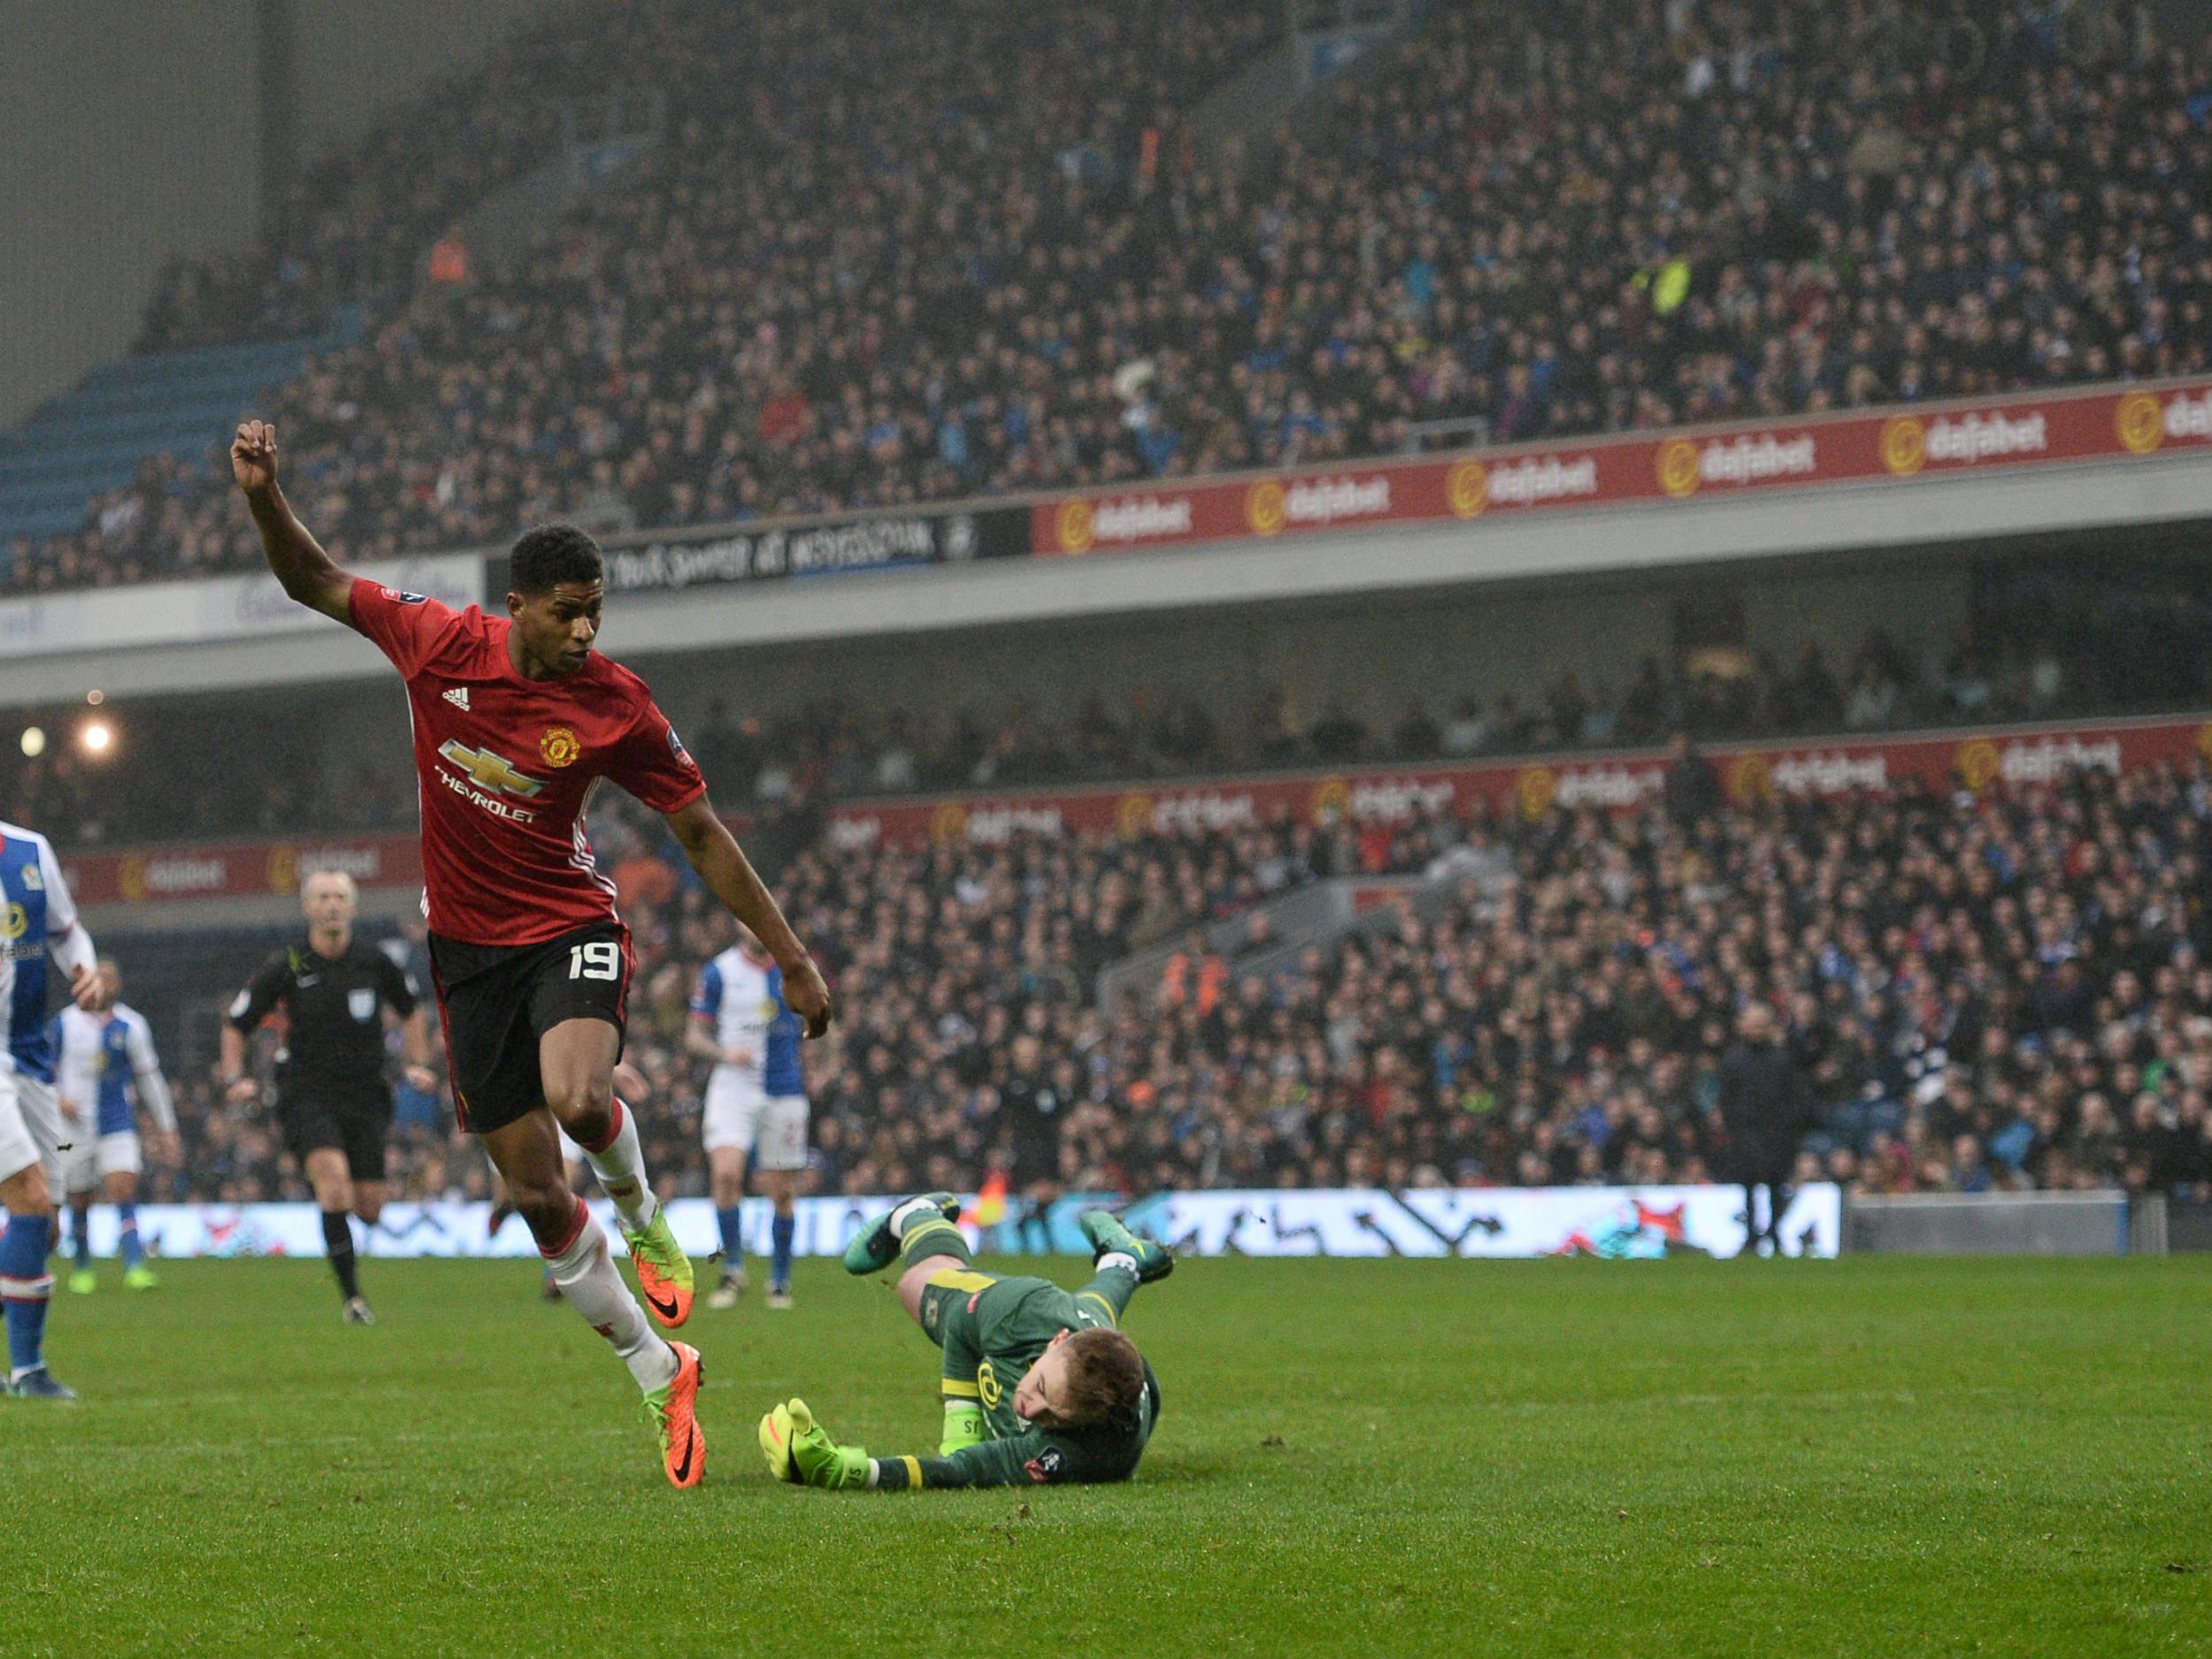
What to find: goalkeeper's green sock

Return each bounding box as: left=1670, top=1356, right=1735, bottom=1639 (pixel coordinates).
left=897, top=1204, right=971, bottom=1272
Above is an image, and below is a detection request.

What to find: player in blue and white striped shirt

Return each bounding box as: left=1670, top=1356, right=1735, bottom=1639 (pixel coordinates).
left=686, top=922, right=809, bottom=1310
left=0, top=818, right=103, bottom=1399
left=54, top=960, right=177, bottom=1294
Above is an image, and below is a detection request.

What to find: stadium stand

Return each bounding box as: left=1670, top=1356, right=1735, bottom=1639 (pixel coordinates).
left=8, top=0, right=2209, bottom=593
left=144, top=750, right=2212, bottom=1211
left=0, top=330, right=350, bottom=562
left=12, top=0, right=2212, bottom=1231
left=9, top=564, right=2207, bottom=851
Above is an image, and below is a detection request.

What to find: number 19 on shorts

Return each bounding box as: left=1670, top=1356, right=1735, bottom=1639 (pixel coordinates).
left=569, top=941, right=621, bottom=980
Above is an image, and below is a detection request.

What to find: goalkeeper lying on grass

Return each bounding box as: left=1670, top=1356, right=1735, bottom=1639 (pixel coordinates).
left=759, top=1194, right=1170, bottom=1490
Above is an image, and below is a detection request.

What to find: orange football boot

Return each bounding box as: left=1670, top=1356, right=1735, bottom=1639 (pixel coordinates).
left=643, top=1341, right=705, bottom=1488
left=622, top=1209, right=694, bottom=1329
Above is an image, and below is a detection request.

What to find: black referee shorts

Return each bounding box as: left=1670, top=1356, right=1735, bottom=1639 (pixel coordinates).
left=427, top=920, right=632, bottom=1135
left=276, top=1090, right=393, bottom=1184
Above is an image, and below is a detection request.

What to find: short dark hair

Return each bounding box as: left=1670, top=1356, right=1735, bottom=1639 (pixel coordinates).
left=1058, top=1327, right=1147, bottom=1430
left=509, top=524, right=604, bottom=595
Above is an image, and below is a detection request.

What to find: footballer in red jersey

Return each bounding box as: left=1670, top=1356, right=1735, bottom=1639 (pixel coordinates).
left=233, top=419, right=833, bottom=1488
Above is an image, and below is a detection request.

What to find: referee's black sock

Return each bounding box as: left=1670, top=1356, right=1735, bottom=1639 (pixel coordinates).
left=322, top=1210, right=362, bottom=1301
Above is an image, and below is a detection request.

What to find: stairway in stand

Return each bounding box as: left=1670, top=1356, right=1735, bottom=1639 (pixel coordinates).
left=0, top=319, right=357, bottom=548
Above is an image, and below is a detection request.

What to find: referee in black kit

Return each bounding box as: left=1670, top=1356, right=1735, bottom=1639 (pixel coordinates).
left=220, top=870, right=439, bottom=1324
left=995, top=1031, right=1066, bottom=1254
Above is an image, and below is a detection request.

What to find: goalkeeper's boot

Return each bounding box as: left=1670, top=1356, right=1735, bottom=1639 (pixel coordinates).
left=1079, top=1210, right=1174, bottom=1283
left=622, top=1207, right=694, bottom=1329
left=643, top=1341, right=705, bottom=1489
left=67, top=1268, right=96, bottom=1295
left=9, top=1366, right=78, bottom=1402
left=124, top=1264, right=158, bottom=1292
left=841, top=1192, right=961, bottom=1276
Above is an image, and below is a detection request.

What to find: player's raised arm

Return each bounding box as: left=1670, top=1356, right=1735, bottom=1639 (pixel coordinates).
left=231, top=420, right=353, bottom=623
left=661, top=795, right=834, bottom=1038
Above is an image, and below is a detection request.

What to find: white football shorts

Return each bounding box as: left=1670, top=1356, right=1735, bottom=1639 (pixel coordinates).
left=702, top=1068, right=808, bottom=1171
left=0, top=1071, right=65, bottom=1190
left=61, top=1128, right=142, bottom=1193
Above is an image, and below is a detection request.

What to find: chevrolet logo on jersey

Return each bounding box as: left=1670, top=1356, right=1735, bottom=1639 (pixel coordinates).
left=437, top=741, right=546, bottom=798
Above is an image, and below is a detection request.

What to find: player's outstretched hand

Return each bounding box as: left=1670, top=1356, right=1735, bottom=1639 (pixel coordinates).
left=759, top=1398, right=869, bottom=1489
left=781, top=956, right=834, bottom=1041
left=231, top=420, right=278, bottom=493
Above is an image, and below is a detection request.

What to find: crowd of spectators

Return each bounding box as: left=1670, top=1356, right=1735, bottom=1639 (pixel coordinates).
left=10, top=582, right=2194, bottom=853
left=150, top=753, right=2212, bottom=1220
left=679, top=621, right=2096, bottom=805
left=13, top=0, right=2212, bottom=596
left=8, top=0, right=1276, bottom=592
left=131, top=0, right=673, bottom=351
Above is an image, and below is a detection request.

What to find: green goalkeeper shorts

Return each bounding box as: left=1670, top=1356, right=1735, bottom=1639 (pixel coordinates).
left=918, top=1265, right=1002, bottom=1349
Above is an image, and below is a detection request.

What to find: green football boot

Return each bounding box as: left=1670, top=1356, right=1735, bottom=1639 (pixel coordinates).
left=66, top=1268, right=96, bottom=1295
left=1079, top=1210, right=1174, bottom=1283
left=124, top=1264, right=159, bottom=1291
left=841, top=1193, right=962, bottom=1276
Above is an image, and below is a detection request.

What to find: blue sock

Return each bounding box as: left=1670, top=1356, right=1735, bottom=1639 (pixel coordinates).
left=72, top=1210, right=91, bottom=1271
left=119, top=1206, right=143, bottom=1271
left=771, top=1213, right=795, bottom=1290
left=2, top=1213, right=56, bottom=1376
left=716, top=1205, right=744, bottom=1267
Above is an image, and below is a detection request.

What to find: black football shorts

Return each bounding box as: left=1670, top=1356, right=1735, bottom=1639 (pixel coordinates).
left=276, top=1089, right=393, bottom=1183
left=427, top=920, right=632, bottom=1135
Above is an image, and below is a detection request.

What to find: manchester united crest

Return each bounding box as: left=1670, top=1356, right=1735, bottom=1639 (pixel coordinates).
left=540, top=726, right=582, bottom=768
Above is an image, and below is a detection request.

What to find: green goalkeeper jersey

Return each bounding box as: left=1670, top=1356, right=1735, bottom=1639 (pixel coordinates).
left=901, top=1267, right=1161, bottom=1488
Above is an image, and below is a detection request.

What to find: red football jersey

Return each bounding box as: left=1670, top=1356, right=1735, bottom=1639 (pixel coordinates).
left=349, top=579, right=706, bottom=947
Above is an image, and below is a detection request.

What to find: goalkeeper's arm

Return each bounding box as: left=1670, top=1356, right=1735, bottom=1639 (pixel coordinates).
left=870, top=1433, right=1044, bottom=1490
left=764, top=1400, right=1058, bottom=1491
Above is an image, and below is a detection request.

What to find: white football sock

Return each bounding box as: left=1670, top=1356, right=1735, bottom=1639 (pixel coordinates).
left=889, top=1195, right=941, bottom=1239
left=542, top=1202, right=678, bottom=1394
left=579, top=1099, right=658, bottom=1233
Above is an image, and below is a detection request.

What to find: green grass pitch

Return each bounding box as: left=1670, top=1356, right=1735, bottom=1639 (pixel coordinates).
left=4, top=1253, right=2208, bottom=1657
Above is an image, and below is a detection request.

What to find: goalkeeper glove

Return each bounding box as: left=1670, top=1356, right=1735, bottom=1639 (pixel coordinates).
left=759, top=1398, right=871, bottom=1489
